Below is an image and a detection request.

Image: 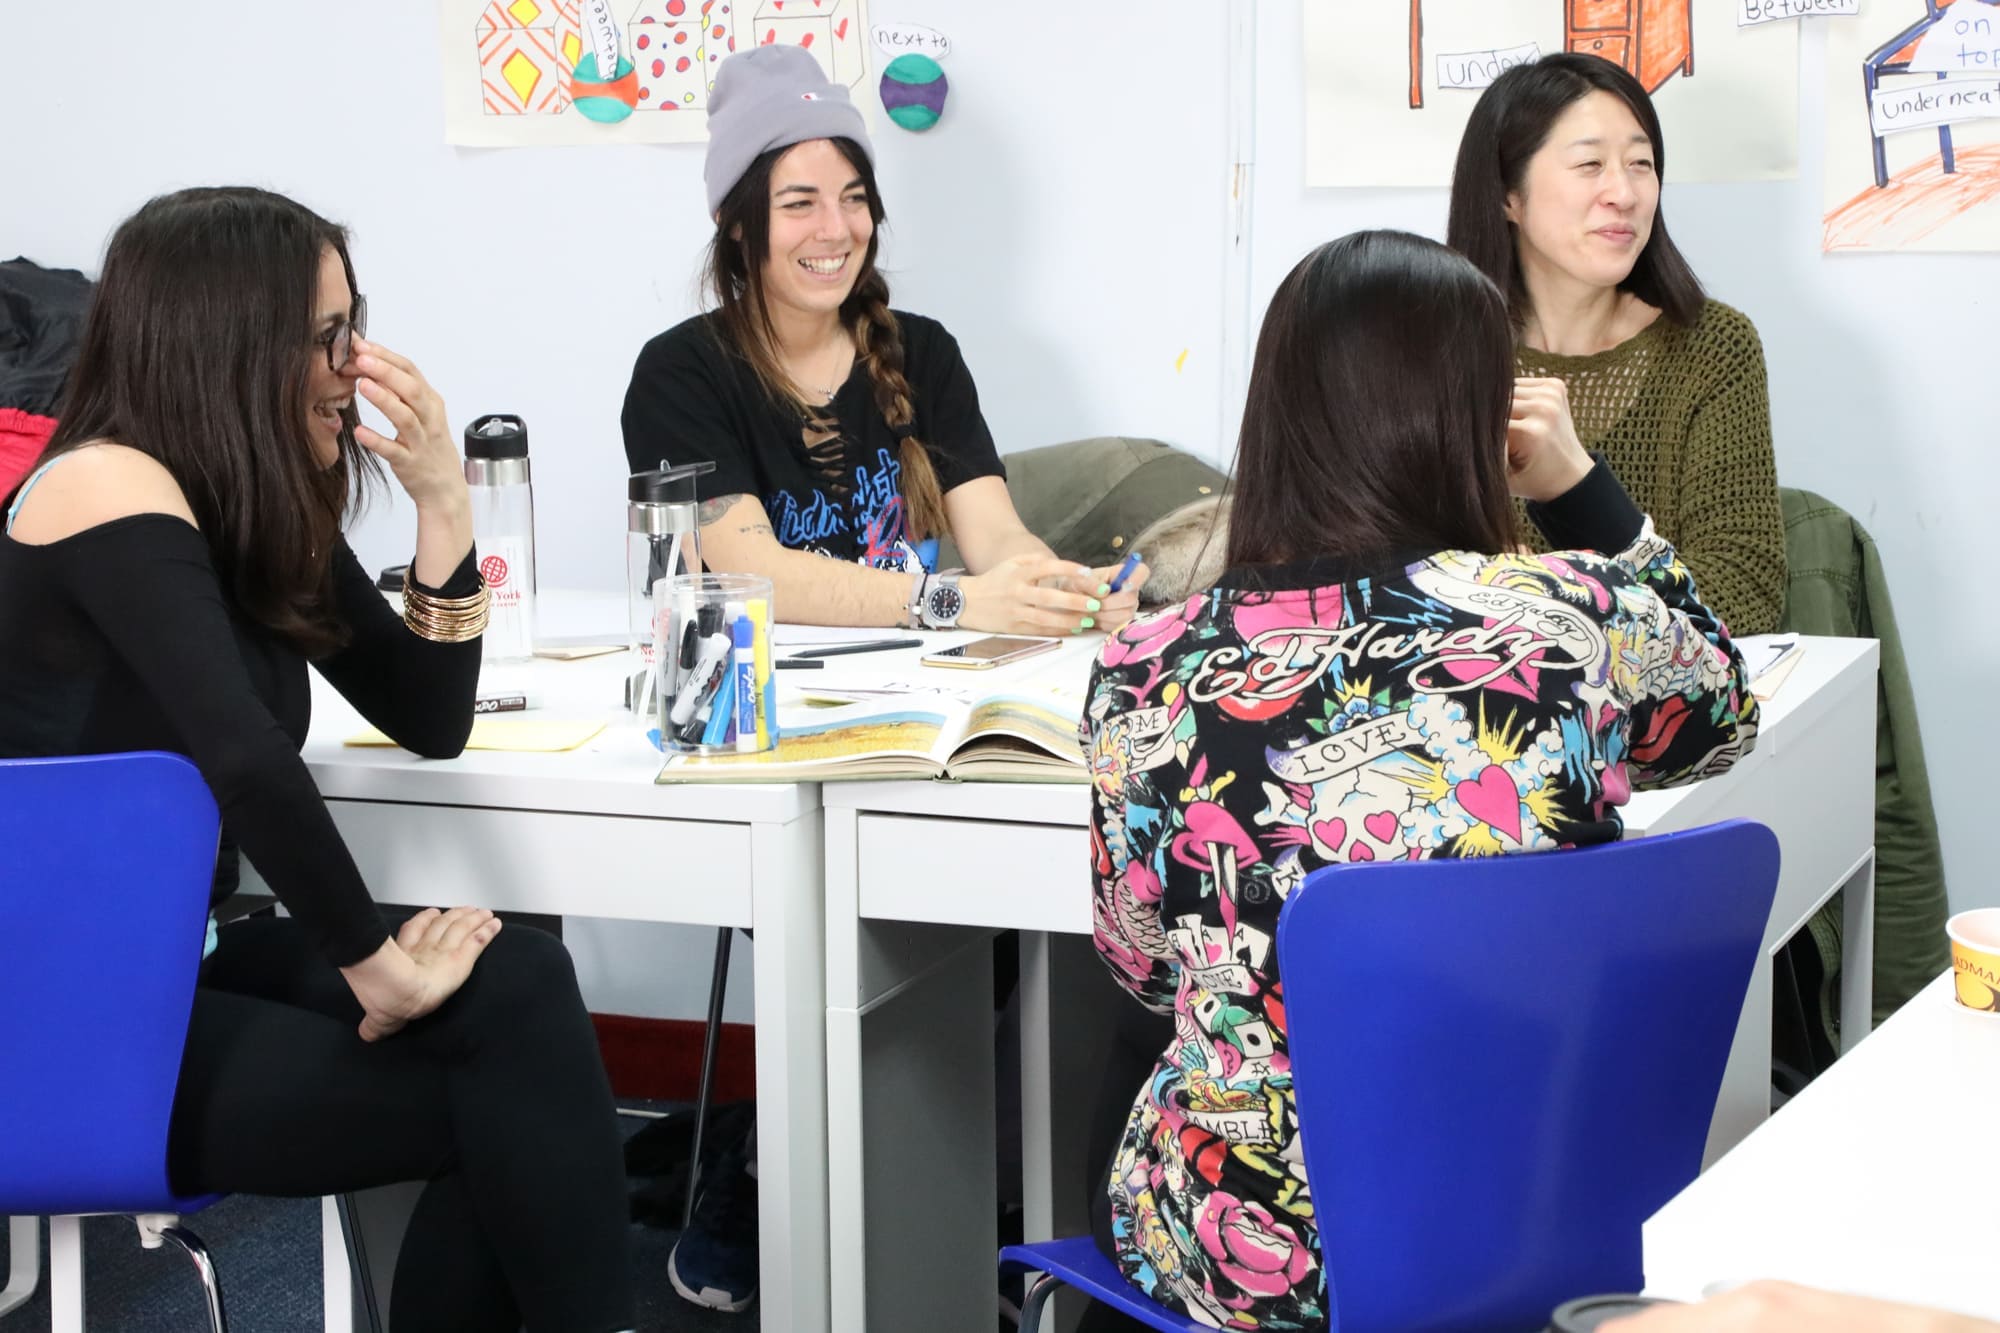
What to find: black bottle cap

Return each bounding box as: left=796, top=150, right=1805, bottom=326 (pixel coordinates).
left=376, top=563, right=408, bottom=592
left=629, top=459, right=718, bottom=504
left=1548, top=1295, right=1681, bottom=1332
left=464, top=414, right=529, bottom=459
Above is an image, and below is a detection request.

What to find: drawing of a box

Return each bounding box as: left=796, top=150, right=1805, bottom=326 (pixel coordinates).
left=477, top=0, right=582, bottom=115
left=751, top=0, right=864, bottom=87
left=629, top=0, right=736, bottom=111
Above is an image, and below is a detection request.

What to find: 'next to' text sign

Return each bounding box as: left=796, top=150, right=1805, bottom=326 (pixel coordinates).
left=1870, top=79, right=2000, bottom=136
left=1739, top=0, right=1857, bottom=24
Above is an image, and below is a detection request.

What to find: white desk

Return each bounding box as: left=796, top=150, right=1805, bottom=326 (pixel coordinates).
left=1644, top=973, right=2000, bottom=1317
left=252, top=604, right=832, bottom=1333
left=822, top=636, right=1881, bottom=1333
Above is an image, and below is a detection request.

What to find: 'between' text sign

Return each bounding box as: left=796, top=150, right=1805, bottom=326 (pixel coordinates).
left=1739, top=0, right=1858, bottom=25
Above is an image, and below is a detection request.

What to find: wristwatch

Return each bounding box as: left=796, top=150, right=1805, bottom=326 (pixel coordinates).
left=915, top=571, right=966, bottom=630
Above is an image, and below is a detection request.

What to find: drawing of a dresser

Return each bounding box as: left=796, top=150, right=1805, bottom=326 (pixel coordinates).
left=1566, top=0, right=1693, bottom=93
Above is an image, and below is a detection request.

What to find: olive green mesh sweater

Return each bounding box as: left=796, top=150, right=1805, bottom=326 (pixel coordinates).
left=1518, top=299, right=1786, bottom=636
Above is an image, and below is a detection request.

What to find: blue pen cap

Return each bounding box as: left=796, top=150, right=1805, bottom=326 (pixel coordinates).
left=733, top=617, right=754, bottom=650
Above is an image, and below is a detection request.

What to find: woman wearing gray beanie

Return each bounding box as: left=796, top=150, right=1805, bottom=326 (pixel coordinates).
left=621, top=44, right=1148, bottom=638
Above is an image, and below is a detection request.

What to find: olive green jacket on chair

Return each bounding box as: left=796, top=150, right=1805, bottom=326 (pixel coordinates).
left=1779, top=487, right=1949, bottom=1030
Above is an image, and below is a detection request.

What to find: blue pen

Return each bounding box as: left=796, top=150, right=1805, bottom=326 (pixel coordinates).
left=701, top=670, right=736, bottom=748
left=1108, top=549, right=1144, bottom=593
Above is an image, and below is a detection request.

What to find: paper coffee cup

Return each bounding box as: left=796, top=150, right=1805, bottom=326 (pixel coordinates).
left=1947, top=908, right=2000, bottom=1014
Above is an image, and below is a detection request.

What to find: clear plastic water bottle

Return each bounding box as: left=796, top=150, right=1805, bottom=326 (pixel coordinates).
left=464, top=414, right=536, bottom=663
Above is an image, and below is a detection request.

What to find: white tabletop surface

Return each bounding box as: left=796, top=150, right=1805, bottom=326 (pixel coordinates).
left=1644, top=973, right=2000, bottom=1315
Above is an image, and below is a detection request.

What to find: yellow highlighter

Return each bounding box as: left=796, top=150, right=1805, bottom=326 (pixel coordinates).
left=747, top=597, right=773, bottom=747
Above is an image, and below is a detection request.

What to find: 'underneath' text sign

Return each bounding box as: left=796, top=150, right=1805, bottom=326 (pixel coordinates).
left=1870, top=78, right=2000, bottom=135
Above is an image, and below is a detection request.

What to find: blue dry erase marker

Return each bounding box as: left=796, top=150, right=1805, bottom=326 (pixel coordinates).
left=732, top=615, right=758, bottom=754
left=701, top=670, right=736, bottom=748
left=1108, top=549, right=1144, bottom=593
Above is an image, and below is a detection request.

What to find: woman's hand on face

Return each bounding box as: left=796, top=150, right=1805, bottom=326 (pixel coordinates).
left=342, top=907, right=503, bottom=1043
left=1072, top=560, right=1149, bottom=633
left=350, top=338, right=467, bottom=515
left=959, top=553, right=1103, bottom=636
left=1506, top=376, right=1593, bottom=504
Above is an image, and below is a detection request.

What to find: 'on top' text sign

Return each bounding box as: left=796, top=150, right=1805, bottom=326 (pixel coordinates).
left=1909, top=5, right=2000, bottom=73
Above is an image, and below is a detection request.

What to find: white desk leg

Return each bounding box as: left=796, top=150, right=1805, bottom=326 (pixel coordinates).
left=48, top=1214, right=82, bottom=1333
left=0, top=1216, right=38, bottom=1317
left=836, top=927, right=994, bottom=1333
left=751, top=810, right=829, bottom=1333
left=321, top=1195, right=353, bottom=1332
left=1841, top=848, right=1877, bottom=1050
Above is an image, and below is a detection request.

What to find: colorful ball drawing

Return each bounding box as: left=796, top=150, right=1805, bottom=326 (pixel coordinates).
left=879, top=53, right=947, bottom=132
left=570, top=50, right=640, bottom=124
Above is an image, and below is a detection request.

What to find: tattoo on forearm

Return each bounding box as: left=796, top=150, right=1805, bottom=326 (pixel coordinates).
left=738, top=523, right=774, bottom=539
left=699, top=494, right=748, bottom=526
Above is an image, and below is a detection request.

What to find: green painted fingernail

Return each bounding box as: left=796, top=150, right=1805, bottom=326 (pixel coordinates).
left=1096, top=584, right=1111, bottom=597
left=1079, top=616, right=1095, bottom=630
left=1086, top=598, right=1103, bottom=613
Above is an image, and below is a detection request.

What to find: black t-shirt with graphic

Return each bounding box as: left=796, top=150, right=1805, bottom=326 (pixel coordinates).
left=620, top=311, right=1004, bottom=573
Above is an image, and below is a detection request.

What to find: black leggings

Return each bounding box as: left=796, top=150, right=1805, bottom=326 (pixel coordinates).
left=166, top=916, right=634, bottom=1332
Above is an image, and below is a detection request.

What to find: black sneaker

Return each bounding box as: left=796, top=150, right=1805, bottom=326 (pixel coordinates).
left=667, top=1146, right=758, bottom=1312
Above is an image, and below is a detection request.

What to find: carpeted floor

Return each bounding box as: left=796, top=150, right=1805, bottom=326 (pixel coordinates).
left=0, top=1109, right=756, bottom=1333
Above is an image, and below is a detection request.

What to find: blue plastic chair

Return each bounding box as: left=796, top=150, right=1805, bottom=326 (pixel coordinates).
left=1002, top=820, right=1779, bottom=1332
left=0, top=752, right=229, bottom=1330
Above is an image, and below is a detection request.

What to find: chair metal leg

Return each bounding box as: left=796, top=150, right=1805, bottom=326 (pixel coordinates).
left=154, top=1223, right=227, bottom=1333
left=49, top=1214, right=83, bottom=1333
left=1017, top=1272, right=1061, bottom=1333
left=0, top=1216, right=39, bottom=1317
left=334, top=1192, right=387, bottom=1333
left=684, top=925, right=734, bottom=1230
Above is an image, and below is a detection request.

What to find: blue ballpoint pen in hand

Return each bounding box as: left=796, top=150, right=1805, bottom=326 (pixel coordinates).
left=1107, top=549, right=1144, bottom=594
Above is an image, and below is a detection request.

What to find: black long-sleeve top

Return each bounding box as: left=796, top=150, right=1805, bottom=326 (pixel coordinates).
left=0, top=514, right=481, bottom=965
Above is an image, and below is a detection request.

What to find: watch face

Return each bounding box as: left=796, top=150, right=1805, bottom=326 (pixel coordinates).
left=926, top=583, right=965, bottom=622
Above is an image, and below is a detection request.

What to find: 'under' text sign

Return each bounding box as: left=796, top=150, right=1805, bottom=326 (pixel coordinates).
left=1436, top=42, right=1542, bottom=90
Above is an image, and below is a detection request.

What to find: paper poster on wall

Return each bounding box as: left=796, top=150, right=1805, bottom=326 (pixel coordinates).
left=1822, top=0, right=2000, bottom=252
left=439, top=0, right=869, bottom=147
left=1304, top=0, right=1800, bottom=187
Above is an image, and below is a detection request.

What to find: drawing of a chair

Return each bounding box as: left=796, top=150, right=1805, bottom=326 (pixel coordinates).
left=1863, top=0, right=1977, bottom=188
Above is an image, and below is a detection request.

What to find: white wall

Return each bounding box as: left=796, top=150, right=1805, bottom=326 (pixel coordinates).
left=1, top=2, right=1990, bottom=1019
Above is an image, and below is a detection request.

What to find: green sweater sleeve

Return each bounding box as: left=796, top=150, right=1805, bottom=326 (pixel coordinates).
left=1670, top=312, right=1787, bottom=636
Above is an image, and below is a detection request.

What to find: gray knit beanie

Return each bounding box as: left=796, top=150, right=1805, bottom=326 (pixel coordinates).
left=703, top=45, right=875, bottom=217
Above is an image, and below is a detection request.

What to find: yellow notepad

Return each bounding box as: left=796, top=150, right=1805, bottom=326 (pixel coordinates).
left=344, top=717, right=608, bottom=752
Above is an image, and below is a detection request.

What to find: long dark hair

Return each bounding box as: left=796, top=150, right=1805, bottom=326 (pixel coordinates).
left=44, top=186, right=376, bottom=655
left=1446, top=52, right=1704, bottom=328
left=702, top=137, right=950, bottom=541
left=1225, top=231, right=1518, bottom=568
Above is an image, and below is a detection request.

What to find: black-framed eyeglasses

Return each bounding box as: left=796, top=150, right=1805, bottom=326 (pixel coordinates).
left=313, top=296, right=367, bottom=373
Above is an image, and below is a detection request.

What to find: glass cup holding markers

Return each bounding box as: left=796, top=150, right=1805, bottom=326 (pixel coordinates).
left=655, top=573, right=777, bottom=757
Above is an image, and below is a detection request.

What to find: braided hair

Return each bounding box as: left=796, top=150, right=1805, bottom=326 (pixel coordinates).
left=702, top=137, right=950, bottom=541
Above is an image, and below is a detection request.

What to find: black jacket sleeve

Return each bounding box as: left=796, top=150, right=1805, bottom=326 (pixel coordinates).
left=53, top=517, right=389, bottom=965
left=312, top=540, right=481, bottom=759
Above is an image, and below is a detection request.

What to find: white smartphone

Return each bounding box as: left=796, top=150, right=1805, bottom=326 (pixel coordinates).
left=920, top=635, right=1064, bottom=670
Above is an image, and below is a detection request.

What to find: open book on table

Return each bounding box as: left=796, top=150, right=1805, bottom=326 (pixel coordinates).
left=655, top=676, right=1088, bottom=784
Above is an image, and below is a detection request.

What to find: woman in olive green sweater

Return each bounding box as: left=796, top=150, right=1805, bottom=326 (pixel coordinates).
left=1447, top=52, right=1785, bottom=636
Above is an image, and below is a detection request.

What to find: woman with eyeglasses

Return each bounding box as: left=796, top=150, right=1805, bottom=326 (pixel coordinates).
left=0, top=187, right=636, bottom=1332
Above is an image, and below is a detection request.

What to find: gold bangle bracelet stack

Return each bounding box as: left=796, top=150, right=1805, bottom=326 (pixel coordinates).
left=402, top=568, right=490, bottom=643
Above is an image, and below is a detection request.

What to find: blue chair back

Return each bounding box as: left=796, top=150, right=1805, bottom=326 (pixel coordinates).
left=1276, top=820, right=1779, bottom=1333
left=0, top=751, right=222, bottom=1214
